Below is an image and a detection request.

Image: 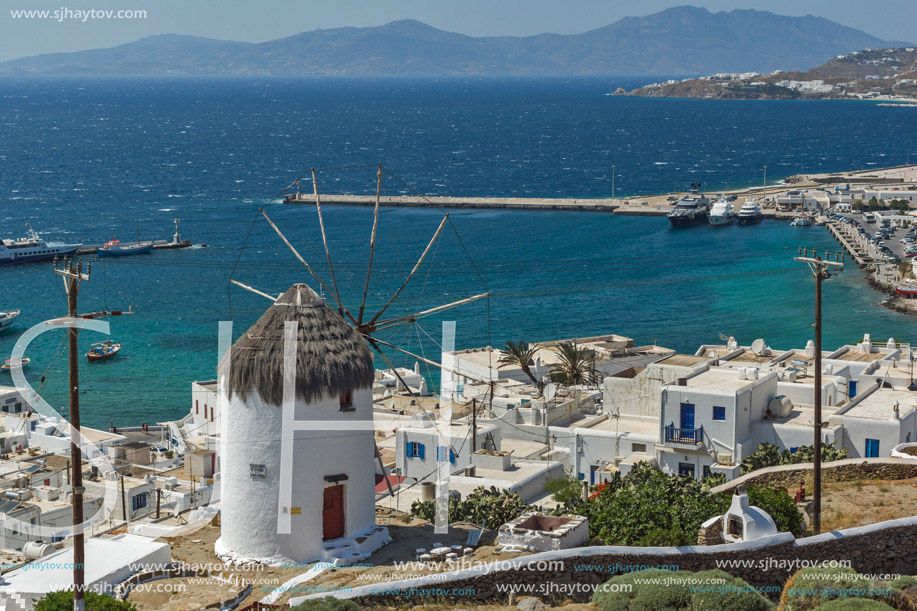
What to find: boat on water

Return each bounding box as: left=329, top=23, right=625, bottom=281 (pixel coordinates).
left=1, top=358, right=30, bottom=372
left=0, top=225, right=81, bottom=265
left=87, top=340, right=121, bottom=361
left=0, top=310, right=19, bottom=333
left=97, top=239, right=154, bottom=257
left=737, top=198, right=764, bottom=226
left=667, top=188, right=711, bottom=228
left=708, top=198, right=736, bottom=226
left=790, top=213, right=814, bottom=227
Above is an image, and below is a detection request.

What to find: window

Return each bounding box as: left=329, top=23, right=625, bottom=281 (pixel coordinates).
left=712, top=406, right=726, bottom=421
left=436, top=446, right=456, bottom=463
left=132, top=492, right=147, bottom=511
left=702, top=465, right=711, bottom=478
left=865, top=438, right=880, bottom=458
left=339, top=389, right=354, bottom=411
left=204, top=405, right=208, bottom=419
left=406, top=442, right=425, bottom=459
left=632, top=443, right=647, bottom=453
left=789, top=447, right=798, bottom=454
left=195, top=400, right=199, bottom=415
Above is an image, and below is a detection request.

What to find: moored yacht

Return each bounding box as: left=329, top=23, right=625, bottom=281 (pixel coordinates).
left=0, top=225, right=81, bottom=265
left=737, top=198, right=763, bottom=226
left=708, top=198, right=736, bottom=226
left=667, top=187, right=711, bottom=228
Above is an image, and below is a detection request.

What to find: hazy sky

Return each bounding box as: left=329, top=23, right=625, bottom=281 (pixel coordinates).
left=1, top=0, right=915, bottom=62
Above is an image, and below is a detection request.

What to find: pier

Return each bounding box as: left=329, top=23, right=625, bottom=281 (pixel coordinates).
left=283, top=193, right=620, bottom=212
left=76, top=218, right=200, bottom=254
left=826, top=221, right=873, bottom=268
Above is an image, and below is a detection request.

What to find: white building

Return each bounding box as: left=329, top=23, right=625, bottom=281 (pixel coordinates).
left=395, top=422, right=500, bottom=482
left=0, top=534, right=170, bottom=610
left=216, top=284, right=389, bottom=566
left=658, top=367, right=778, bottom=480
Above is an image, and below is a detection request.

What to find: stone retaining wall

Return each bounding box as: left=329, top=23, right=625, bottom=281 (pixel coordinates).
left=308, top=516, right=917, bottom=608
left=709, top=458, right=917, bottom=494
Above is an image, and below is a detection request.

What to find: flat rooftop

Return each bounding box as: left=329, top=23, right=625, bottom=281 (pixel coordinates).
left=728, top=351, right=775, bottom=364
left=499, top=438, right=549, bottom=459
left=680, top=367, right=767, bottom=392
left=656, top=354, right=710, bottom=368
left=1, top=534, right=169, bottom=594
left=832, top=348, right=888, bottom=363
left=577, top=415, right=659, bottom=438
left=844, top=389, right=917, bottom=421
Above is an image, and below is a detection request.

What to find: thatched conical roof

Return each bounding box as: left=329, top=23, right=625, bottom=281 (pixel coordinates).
left=226, top=284, right=374, bottom=406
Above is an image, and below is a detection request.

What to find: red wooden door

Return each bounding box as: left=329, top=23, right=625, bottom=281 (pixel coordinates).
left=322, top=485, right=344, bottom=541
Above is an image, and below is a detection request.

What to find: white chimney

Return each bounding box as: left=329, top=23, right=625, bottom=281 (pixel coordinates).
left=805, top=340, right=816, bottom=357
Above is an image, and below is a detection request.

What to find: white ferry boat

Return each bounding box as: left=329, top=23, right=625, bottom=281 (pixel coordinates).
left=0, top=226, right=81, bottom=265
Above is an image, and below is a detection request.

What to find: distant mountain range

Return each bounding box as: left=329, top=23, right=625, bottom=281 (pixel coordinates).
left=0, top=6, right=911, bottom=77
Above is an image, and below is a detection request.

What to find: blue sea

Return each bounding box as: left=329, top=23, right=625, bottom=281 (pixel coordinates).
left=0, top=76, right=915, bottom=428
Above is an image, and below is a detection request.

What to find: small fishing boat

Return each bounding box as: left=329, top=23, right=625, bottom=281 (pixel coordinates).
left=0, top=310, right=20, bottom=333
left=790, top=214, right=813, bottom=227
left=87, top=340, right=122, bottom=361
left=896, top=285, right=917, bottom=298
left=97, top=239, right=154, bottom=257
left=1, top=357, right=30, bottom=372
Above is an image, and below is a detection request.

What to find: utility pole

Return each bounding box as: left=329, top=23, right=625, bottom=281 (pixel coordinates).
left=795, top=247, right=843, bottom=535
left=120, top=474, right=128, bottom=525
left=55, top=259, right=90, bottom=611
left=763, top=165, right=768, bottom=194
left=471, top=398, right=477, bottom=452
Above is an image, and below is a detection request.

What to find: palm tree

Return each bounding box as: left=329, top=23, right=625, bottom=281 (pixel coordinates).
left=498, top=340, right=541, bottom=388
left=550, top=341, right=598, bottom=386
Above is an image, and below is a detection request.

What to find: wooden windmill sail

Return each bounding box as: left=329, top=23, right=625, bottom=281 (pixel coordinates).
left=230, top=163, right=494, bottom=399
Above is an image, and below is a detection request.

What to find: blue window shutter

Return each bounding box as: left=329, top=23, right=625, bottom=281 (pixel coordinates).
left=713, top=406, right=726, bottom=421
left=406, top=442, right=415, bottom=458
left=450, top=449, right=456, bottom=464
left=419, top=444, right=425, bottom=460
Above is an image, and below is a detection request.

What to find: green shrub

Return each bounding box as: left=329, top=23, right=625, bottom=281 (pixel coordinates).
left=543, top=470, right=586, bottom=509
left=579, top=461, right=803, bottom=546
left=690, top=569, right=774, bottom=611
left=579, top=461, right=725, bottom=545
left=780, top=565, right=870, bottom=611
left=816, top=600, right=895, bottom=610
left=888, top=576, right=917, bottom=591
left=290, top=597, right=361, bottom=611
left=592, top=568, right=773, bottom=611
left=410, top=485, right=529, bottom=526
left=741, top=442, right=848, bottom=475
left=34, top=591, right=137, bottom=611
left=747, top=485, right=805, bottom=536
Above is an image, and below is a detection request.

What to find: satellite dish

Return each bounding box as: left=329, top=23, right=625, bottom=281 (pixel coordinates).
left=751, top=339, right=766, bottom=355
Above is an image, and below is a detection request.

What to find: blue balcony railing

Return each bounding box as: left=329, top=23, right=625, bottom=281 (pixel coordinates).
left=664, top=423, right=703, bottom=445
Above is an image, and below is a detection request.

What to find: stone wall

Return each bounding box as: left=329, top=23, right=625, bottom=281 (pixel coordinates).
left=709, top=457, right=917, bottom=495
left=305, top=516, right=917, bottom=607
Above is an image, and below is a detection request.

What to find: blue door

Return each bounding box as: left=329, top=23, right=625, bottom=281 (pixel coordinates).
left=849, top=380, right=858, bottom=398
left=680, top=403, right=695, bottom=430
left=865, top=438, right=880, bottom=458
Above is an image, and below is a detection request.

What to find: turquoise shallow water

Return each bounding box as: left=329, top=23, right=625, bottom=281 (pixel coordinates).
left=0, top=76, right=915, bottom=428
